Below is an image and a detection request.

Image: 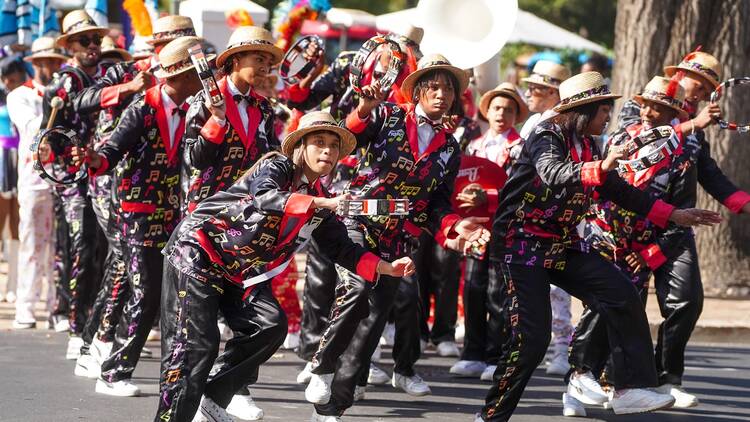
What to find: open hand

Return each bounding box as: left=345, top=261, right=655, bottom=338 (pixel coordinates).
left=669, top=208, right=723, bottom=227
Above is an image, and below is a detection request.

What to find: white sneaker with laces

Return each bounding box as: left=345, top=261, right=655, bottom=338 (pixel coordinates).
left=305, top=373, right=334, bottom=404
left=74, top=353, right=101, bottom=379
left=436, top=341, right=460, bottom=357
left=450, top=360, right=486, bottom=377
left=546, top=348, right=571, bottom=376
left=227, top=393, right=264, bottom=420
left=353, top=385, right=366, bottom=402
left=90, top=337, right=113, bottom=365
left=392, top=372, right=431, bottom=396
left=310, top=410, right=341, bottom=422
left=140, top=347, right=153, bottom=358
left=480, top=365, right=497, bottom=382
left=567, top=371, right=609, bottom=405
left=562, top=392, right=587, bottom=417
left=95, top=378, right=141, bottom=397
left=198, top=395, right=234, bottom=421
left=297, top=362, right=313, bottom=384
left=282, top=331, right=300, bottom=350
left=66, top=336, right=84, bottom=360
left=12, top=320, right=36, bottom=330
left=371, top=344, right=382, bottom=362
left=656, top=383, right=698, bottom=408
left=611, top=388, right=675, bottom=415
left=380, top=323, right=395, bottom=346
left=367, top=363, right=390, bottom=385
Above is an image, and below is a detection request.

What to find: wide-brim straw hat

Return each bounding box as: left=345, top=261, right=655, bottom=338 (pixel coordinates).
left=521, top=60, right=571, bottom=89
left=281, top=111, right=356, bottom=157
left=479, top=82, right=529, bottom=122
left=664, top=50, right=721, bottom=89
left=401, top=54, right=469, bottom=103
left=153, top=36, right=201, bottom=79
left=634, top=76, right=689, bottom=120
left=554, top=71, right=621, bottom=113
left=148, top=15, right=196, bottom=46
left=100, top=36, right=132, bottom=61
left=24, top=36, right=68, bottom=62
left=216, top=26, right=284, bottom=68
left=56, top=10, right=109, bottom=48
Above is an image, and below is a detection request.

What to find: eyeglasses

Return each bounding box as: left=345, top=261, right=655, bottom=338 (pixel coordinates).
left=73, top=35, right=103, bottom=48
left=525, top=84, right=551, bottom=96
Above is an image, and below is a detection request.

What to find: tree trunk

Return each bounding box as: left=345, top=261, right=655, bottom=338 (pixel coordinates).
left=612, top=0, right=750, bottom=297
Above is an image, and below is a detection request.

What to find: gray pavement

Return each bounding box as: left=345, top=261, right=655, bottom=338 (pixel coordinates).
left=1, top=329, right=749, bottom=422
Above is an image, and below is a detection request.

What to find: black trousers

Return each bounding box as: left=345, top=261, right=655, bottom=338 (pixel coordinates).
left=51, top=193, right=71, bottom=319
left=312, top=227, right=421, bottom=416
left=156, top=264, right=287, bottom=422
left=298, top=239, right=338, bottom=362
left=480, top=251, right=657, bottom=422
left=461, top=255, right=506, bottom=364
left=416, top=233, right=461, bottom=345
left=100, top=244, right=163, bottom=382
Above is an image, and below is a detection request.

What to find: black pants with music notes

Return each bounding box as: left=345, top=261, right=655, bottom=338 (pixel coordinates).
left=480, top=251, right=657, bottom=422
left=100, top=244, right=163, bottom=382
left=416, top=233, right=461, bottom=346
left=156, top=263, right=287, bottom=422
left=298, top=238, right=339, bottom=363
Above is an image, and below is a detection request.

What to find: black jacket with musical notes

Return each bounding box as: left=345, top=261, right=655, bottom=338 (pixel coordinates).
left=490, top=120, right=677, bottom=270
left=164, top=154, right=380, bottom=287
left=183, top=76, right=279, bottom=213
left=344, top=103, right=462, bottom=260
left=89, top=84, right=185, bottom=248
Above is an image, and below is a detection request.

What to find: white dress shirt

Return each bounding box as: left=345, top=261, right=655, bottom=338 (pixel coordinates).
left=227, top=77, right=252, bottom=133
left=7, top=81, right=48, bottom=192
left=414, top=104, right=440, bottom=155
left=160, top=86, right=186, bottom=149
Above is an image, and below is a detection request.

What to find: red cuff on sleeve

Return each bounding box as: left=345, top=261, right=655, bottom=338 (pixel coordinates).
left=722, top=190, right=750, bottom=214
left=435, top=213, right=462, bottom=247
left=356, top=252, right=380, bottom=283
left=287, top=84, right=311, bottom=103
left=345, top=110, right=369, bottom=134
left=88, top=156, right=110, bottom=177
left=580, top=161, right=606, bottom=187
left=100, top=85, right=123, bottom=108
left=647, top=199, right=675, bottom=229
left=639, top=243, right=667, bottom=270
left=284, top=193, right=315, bottom=216
left=486, top=188, right=499, bottom=214
left=200, top=117, right=228, bottom=145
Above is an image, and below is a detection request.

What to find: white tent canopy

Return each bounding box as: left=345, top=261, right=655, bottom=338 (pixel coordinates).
left=179, top=0, right=270, bottom=51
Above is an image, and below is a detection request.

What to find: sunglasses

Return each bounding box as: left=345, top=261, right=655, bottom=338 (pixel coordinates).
left=73, top=35, right=102, bottom=48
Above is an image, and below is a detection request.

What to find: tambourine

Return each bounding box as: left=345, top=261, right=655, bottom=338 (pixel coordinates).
left=337, top=199, right=410, bottom=216
left=279, top=35, right=324, bottom=85
left=349, top=35, right=404, bottom=96
left=617, top=126, right=680, bottom=173
left=31, top=127, right=88, bottom=185
left=710, top=77, right=750, bottom=133
left=623, top=125, right=675, bottom=156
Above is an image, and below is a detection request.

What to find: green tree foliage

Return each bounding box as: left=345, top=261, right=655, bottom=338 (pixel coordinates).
left=519, top=0, right=616, bottom=49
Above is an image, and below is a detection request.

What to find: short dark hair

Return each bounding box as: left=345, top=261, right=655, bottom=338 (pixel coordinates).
left=549, top=98, right=614, bottom=137
left=413, top=69, right=464, bottom=117
left=0, top=58, right=27, bottom=79
left=584, top=53, right=609, bottom=73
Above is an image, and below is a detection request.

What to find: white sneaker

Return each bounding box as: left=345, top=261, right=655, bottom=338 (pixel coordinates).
left=66, top=336, right=84, bottom=360
left=480, top=365, right=497, bottom=382
left=546, top=348, right=570, bottom=376
left=567, top=371, right=609, bottom=405
left=147, top=328, right=161, bottom=342
left=305, top=373, right=334, bottom=404
left=353, top=385, right=366, bottom=402
left=198, top=395, right=234, bottom=421
left=367, top=363, right=390, bottom=385
left=5, top=291, right=16, bottom=303
left=392, top=372, right=431, bottom=396
left=379, top=323, right=395, bottom=347
left=310, top=410, right=341, bottom=422
left=227, top=393, right=264, bottom=420
left=12, top=320, right=36, bottom=330
left=656, top=384, right=698, bottom=408
left=282, top=331, right=300, bottom=350
left=450, top=360, right=486, bottom=377
left=297, top=362, right=313, bottom=384
left=51, top=316, right=70, bottom=333
left=602, top=389, right=614, bottom=409
left=562, top=392, right=587, bottom=417
left=611, top=388, right=675, bottom=414
left=95, top=379, right=141, bottom=397
left=371, top=344, right=382, bottom=363
left=140, top=347, right=153, bottom=358
left=436, top=341, right=460, bottom=357
left=74, top=354, right=101, bottom=379
left=90, top=337, right=113, bottom=365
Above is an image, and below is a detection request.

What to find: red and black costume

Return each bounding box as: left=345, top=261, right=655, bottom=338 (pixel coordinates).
left=156, top=154, right=380, bottom=422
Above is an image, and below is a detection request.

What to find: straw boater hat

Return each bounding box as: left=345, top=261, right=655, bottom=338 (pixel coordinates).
left=553, top=71, right=621, bottom=112
left=24, top=36, right=68, bottom=62
left=634, top=76, right=689, bottom=120
left=216, top=26, right=284, bottom=68
left=522, top=60, right=571, bottom=90
left=664, top=51, right=721, bottom=89
left=281, top=111, right=356, bottom=157
left=479, top=82, right=529, bottom=122
left=56, top=10, right=109, bottom=48
left=148, top=15, right=196, bottom=46
left=153, top=37, right=200, bottom=79
left=100, top=36, right=132, bottom=61
left=400, top=54, right=470, bottom=103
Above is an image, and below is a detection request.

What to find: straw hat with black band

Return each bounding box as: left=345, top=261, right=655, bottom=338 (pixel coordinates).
left=522, top=60, right=571, bottom=90
left=153, top=37, right=201, bottom=79
left=216, top=26, right=284, bottom=68
left=56, top=10, right=109, bottom=49
left=400, top=53, right=469, bottom=103
left=281, top=111, right=356, bottom=157
left=24, top=36, right=68, bottom=62
left=634, top=76, right=689, bottom=121
left=479, top=82, right=529, bottom=122
left=553, top=71, right=621, bottom=113
left=148, top=15, right=196, bottom=46
left=101, top=36, right=133, bottom=62
left=664, top=51, right=721, bottom=89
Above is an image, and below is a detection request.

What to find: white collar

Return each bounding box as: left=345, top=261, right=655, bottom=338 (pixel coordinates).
left=161, top=85, right=179, bottom=110
left=486, top=128, right=512, bottom=142
left=227, top=76, right=251, bottom=98
left=415, top=104, right=442, bottom=125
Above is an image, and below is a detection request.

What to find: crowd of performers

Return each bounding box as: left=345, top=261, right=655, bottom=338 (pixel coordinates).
left=1, top=8, right=749, bottom=422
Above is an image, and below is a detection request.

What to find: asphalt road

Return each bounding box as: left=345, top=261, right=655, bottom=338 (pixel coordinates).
left=0, top=330, right=749, bottom=422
